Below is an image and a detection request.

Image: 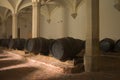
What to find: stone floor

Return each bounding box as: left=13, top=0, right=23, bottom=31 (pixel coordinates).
left=0, top=49, right=120, bottom=80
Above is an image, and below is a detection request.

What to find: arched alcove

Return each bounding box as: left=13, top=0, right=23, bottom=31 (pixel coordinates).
left=18, top=6, right=32, bottom=39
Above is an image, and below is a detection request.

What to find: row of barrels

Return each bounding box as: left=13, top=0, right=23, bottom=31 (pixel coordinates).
left=25, top=37, right=85, bottom=61
left=100, top=38, right=120, bottom=52
left=0, top=39, right=10, bottom=48
left=0, top=37, right=120, bottom=61
left=0, top=37, right=85, bottom=61
left=0, top=38, right=26, bottom=50
left=25, top=38, right=54, bottom=55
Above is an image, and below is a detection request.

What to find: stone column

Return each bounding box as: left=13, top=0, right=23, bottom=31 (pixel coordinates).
left=12, top=13, right=18, bottom=38
left=84, top=0, right=100, bottom=72
left=32, top=0, right=40, bottom=38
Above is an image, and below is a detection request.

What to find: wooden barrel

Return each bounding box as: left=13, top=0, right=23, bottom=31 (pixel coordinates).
left=9, top=39, right=17, bottom=49
left=50, top=37, right=85, bottom=61
left=26, top=37, right=50, bottom=55
left=16, top=39, right=26, bottom=50
left=24, top=38, right=31, bottom=51
left=0, top=39, right=2, bottom=46
left=100, top=38, right=115, bottom=52
left=0, top=39, right=4, bottom=47
left=25, top=38, right=37, bottom=53
left=49, top=39, right=55, bottom=52
left=114, top=39, right=120, bottom=52
left=0, top=39, right=10, bottom=48
left=9, top=38, right=26, bottom=50
left=74, top=56, right=83, bottom=65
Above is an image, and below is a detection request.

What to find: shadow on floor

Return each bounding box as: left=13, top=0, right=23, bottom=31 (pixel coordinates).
left=46, top=72, right=120, bottom=80
left=0, top=67, right=38, bottom=80
left=0, top=56, right=9, bottom=59
left=0, top=60, right=26, bottom=68
left=0, top=50, right=3, bottom=53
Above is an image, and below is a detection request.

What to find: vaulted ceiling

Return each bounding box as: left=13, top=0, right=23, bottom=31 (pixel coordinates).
left=0, top=7, right=9, bottom=21
left=0, top=0, right=32, bottom=23
left=0, top=0, right=31, bottom=14
left=3, top=0, right=120, bottom=22
left=0, top=0, right=84, bottom=16
left=0, top=0, right=119, bottom=20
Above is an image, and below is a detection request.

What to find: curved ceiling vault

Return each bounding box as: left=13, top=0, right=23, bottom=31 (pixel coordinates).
left=0, top=0, right=13, bottom=12
left=0, top=7, right=9, bottom=21
left=0, top=0, right=84, bottom=21
left=17, top=0, right=32, bottom=12
left=0, top=0, right=32, bottom=14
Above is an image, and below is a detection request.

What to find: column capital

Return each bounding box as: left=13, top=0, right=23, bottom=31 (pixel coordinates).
left=12, top=13, right=18, bottom=17
left=32, top=0, right=41, bottom=3
left=32, top=1, right=41, bottom=7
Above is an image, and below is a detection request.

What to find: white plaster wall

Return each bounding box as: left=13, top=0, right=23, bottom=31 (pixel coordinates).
left=39, top=3, right=87, bottom=40
left=40, top=0, right=120, bottom=40
left=40, top=6, right=67, bottom=39
left=0, top=25, right=3, bottom=38
left=100, top=0, right=120, bottom=40
left=67, top=2, right=87, bottom=40
left=5, top=13, right=32, bottom=39
left=6, top=16, right=12, bottom=38
left=18, top=13, right=32, bottom=39
left=0, top=18, right=3, bottom=38
left=0, top=18, right=7, bottom=38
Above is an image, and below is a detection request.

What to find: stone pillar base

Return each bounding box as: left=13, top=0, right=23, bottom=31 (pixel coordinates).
left=84, top=55, right=101, bottom=72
